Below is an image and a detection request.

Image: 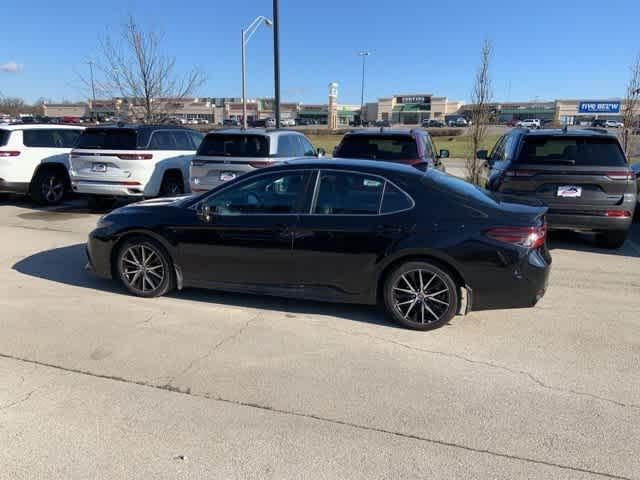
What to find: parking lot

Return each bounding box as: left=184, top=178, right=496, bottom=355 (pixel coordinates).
left=0, top=194, right=638, bottom=479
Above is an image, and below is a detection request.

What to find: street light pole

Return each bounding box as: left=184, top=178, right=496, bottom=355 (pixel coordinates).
left=273, top=0, right=281, bottom=128
left=241, top=16, right=273, bottom=129
left=358, top=52, right=370, bottom=126
left=87, top=60, right=97, bottom=121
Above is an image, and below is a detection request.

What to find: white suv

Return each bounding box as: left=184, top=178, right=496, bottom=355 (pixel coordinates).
left=0, top=124, right=84, bottom=205
left=69, top=125, right=203, bottom=209
left=516, top=119, right=541, bottom=129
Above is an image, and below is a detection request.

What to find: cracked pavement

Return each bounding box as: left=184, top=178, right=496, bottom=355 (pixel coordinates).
left=0, top=198, right=639, bottom=479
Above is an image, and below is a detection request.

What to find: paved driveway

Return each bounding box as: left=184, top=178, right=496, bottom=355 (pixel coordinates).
left=1, top=197, right=639, bottom=479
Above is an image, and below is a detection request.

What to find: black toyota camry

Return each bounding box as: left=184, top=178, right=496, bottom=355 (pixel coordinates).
left=87, top=159, right=551, bottom=330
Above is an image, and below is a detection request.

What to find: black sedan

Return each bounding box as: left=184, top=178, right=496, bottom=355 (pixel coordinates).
left=87, top=159, right=551, bottom=330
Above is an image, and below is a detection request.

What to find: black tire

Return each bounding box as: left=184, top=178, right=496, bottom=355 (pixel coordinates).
left=159, top=172, right=184, bottom=197
left=31, top=168, right=67, bottom=206
left=383, top=261, right=459, bottom=331
left=115, top=236, right=175, bottom=298
left=87, top=195, right=115, bottom=212
left=596, top=230, right=628, bottom=249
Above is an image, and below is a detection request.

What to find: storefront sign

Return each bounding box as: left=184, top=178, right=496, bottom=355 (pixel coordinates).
left=397, top=96, right=430, bottom=104
left=578, top=101, right=620, bottom=114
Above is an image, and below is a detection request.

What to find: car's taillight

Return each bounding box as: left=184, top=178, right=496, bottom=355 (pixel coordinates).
left=486, top=224, right=547, bottom=249
left=0, top=151, right=20, bottom=157
left=191, top=160, right=207, bottom=167
left=249, top=161, right=271, bottom=168
left=116, top=153, right=153, bottom=160
left=504, top=169, right=538, bottom=177
left=605, top=209, right=632, bottom=217
left=604, top=170, right=634, bottom=180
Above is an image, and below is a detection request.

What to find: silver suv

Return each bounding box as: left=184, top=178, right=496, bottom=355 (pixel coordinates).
left=189, top=128, right=322, bottom=192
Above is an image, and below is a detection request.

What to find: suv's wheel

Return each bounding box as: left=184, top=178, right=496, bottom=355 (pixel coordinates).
left=596, top=230, right=628, bottom=249
left=87, top=195, right=114, bottom=212
left=31, top=168, right=67, bottom=206
left=383, top=261, right=459, bottom=330
left=159, top=172, right=184, bottom=197
left=116, top=237, right=175, bottom=298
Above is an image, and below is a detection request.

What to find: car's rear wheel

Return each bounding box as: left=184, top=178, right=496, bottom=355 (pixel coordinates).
left=159, top=172, right=184, bottom=197
left=31, top=168, right=67, bottom=206
left=383, top=261, right=459, bottom=330
left=116, top=237, right=175, bottom=298
left=596, top=230, right=628, bottom=249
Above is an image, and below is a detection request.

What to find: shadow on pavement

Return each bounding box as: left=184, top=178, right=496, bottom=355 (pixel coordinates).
left=12, top=243, right=396, bottom=329
left=547, top=222, right=640, bottom=258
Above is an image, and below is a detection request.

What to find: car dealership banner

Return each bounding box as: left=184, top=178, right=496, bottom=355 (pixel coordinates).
left=578, top=101, right=621, bottom=114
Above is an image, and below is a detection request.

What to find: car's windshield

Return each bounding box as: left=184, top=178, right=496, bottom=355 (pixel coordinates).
left=197, top=134, right=270, bottom=157
left=335, top=135, right=418, bottom=160
left=516, top=136, right=627, bottom=166
left=76, top=128, right=138, bottom=150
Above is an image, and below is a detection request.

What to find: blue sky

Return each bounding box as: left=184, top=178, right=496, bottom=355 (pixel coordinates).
left=1, top=0, right=639, bottom=104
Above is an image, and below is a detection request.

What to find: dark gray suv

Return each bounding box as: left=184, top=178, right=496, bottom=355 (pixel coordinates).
left=483, top=128, right=637, bottom=248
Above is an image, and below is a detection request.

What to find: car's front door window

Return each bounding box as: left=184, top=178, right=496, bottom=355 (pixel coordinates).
left=205, top=171, right=311, bottom=215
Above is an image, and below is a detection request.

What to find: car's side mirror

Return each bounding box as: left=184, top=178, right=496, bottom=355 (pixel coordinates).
left=197, top=203, right=215, bottom=223
left=317, top=148, right=326, bottom=158
left=476, top=150, right=488, bottom=160
left=439, top=149, right=449, bottom=159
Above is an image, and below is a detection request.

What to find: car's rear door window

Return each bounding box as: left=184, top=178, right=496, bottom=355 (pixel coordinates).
left=313, top=171, right=384, bottom=215
left=381, top=183, right=413, bottom=213
left=0, top=130, right=11, bottom=146
left=335, top=135, right=417, bottom=161
left=172, top=131, right=193, bottom=150
left=198, top=134, right=269, bottom=157
left=149, top=131, right=177, bottom=150
left=76, top=129, right=138, bottom=150
left=516, top=136, right=627, bottom=166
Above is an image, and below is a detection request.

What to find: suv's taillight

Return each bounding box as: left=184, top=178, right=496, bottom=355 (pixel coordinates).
left=486, top=224, right=547, bottom=249
left=191, top=160, right=207, bottom=167
left=504, top=168, right=538, bottom=177
left=604, top=170, right=634, bottom=180
left=249, top=161, right=271, bottom=168
left=0, top=151, right=20, bottom=157
left=116, top=153, right=153, bottom=160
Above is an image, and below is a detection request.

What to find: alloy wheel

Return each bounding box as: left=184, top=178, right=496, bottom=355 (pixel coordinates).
left=41, top=175, right=64, bottom=204
left=391, top=269, right=451, bottom=325
left=120, top=244, right=166, bottom=293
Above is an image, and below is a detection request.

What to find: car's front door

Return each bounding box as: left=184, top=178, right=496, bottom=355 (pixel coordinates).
left=173, top=170, right=314, bottom=288
left=291, top=170, right=414, bottom=299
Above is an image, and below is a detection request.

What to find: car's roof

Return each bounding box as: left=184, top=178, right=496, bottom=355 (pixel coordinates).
left=83, top=124, right=194, bottom=132
left=516, top=128, right=617, bottom=138
left=281, top=158, right=424, bottom=176
left=0, top=123, right=85, bottom=131
left=207, top=128, right=304, bottom=137
left=344, top=128, right=419, bottom=136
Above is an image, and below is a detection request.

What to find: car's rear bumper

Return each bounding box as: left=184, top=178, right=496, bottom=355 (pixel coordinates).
left=71, top=179, right=145, bottom=198
left=546, top=211, right=633, bottom=232
left=0, top=179, right=29, bottom=194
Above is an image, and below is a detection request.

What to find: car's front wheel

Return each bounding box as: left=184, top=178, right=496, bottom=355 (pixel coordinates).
left=597, top=230, right=628, bottom=249
left=116, top=237, right=175, bottom=298
left=383, top=261, right=459, bottom=330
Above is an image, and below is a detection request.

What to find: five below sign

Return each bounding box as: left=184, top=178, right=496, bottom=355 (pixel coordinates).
left=578, top=101, right=620, bottom=114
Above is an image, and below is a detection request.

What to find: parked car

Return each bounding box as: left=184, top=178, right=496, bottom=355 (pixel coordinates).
left=374, top=120, right=391, bottom=127
left=422, top=119, right=445, bottom=128
left=0, top=124, right=84, bottom=205
left=190, top=128, right=322, bottom=192
left=250, top=118, right=276, bottom=128
left=592, top=119, right=607, bottom=128
left=447, top=117, right=468, bottom=127
left=516, top=119, right=541, bottom=129
left=604, top=120, right=623, bottom=128
left=483, top=128, right=637, bottom=248
left=280, top=118, right=296, bottom=127
left=69, top=125, right=204, bottom=210
left=222, top=119, right=241, bottom=127
left=295, top=118, right=311, bottom=126
left=87, top=158, right=551, bottom=330
left=332, top=129, right=448, bottom=172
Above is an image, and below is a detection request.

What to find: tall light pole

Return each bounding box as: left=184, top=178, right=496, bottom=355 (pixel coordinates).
left=273, top=0, right=281, bottom=128
left=242, top=16, right=273, bottom=129
left=87, top=60, right=97, bottom=121
left=358, top=52, right=370, bottom=126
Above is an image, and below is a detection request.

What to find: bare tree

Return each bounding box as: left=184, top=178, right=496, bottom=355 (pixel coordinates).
left=89, top=16, right=206, bottom=122
left=467, top=39, right=493, bottom=185
left=620, top=52, right=640, bottom=158
left=0, top=95, right=26, bottom=116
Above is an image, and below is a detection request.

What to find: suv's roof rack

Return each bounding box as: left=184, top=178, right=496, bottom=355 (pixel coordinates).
left=581, top=127, right=608, bottom=134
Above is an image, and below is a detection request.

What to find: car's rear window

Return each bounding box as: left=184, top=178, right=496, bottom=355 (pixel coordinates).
left=197, top=134, right=270, bottom=157
left=516, top=136, right=627, bottom=166
left=335, top=135, right=417, bottom=161
left=0, top=130, right=9, bottom=147
left=76, top=128, right=138, bottom=150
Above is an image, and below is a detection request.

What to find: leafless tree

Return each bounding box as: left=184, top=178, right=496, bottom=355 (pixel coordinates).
left=620, top=52, right=640, bottom=158
left=466, top=39, right=493, bottom=185
left=88, top=16, right=206, bottom=122
left=0, top=94, right=26, bottom=116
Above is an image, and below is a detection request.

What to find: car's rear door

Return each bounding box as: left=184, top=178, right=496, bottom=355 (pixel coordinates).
left=500, top=135, right=633, bottom=210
